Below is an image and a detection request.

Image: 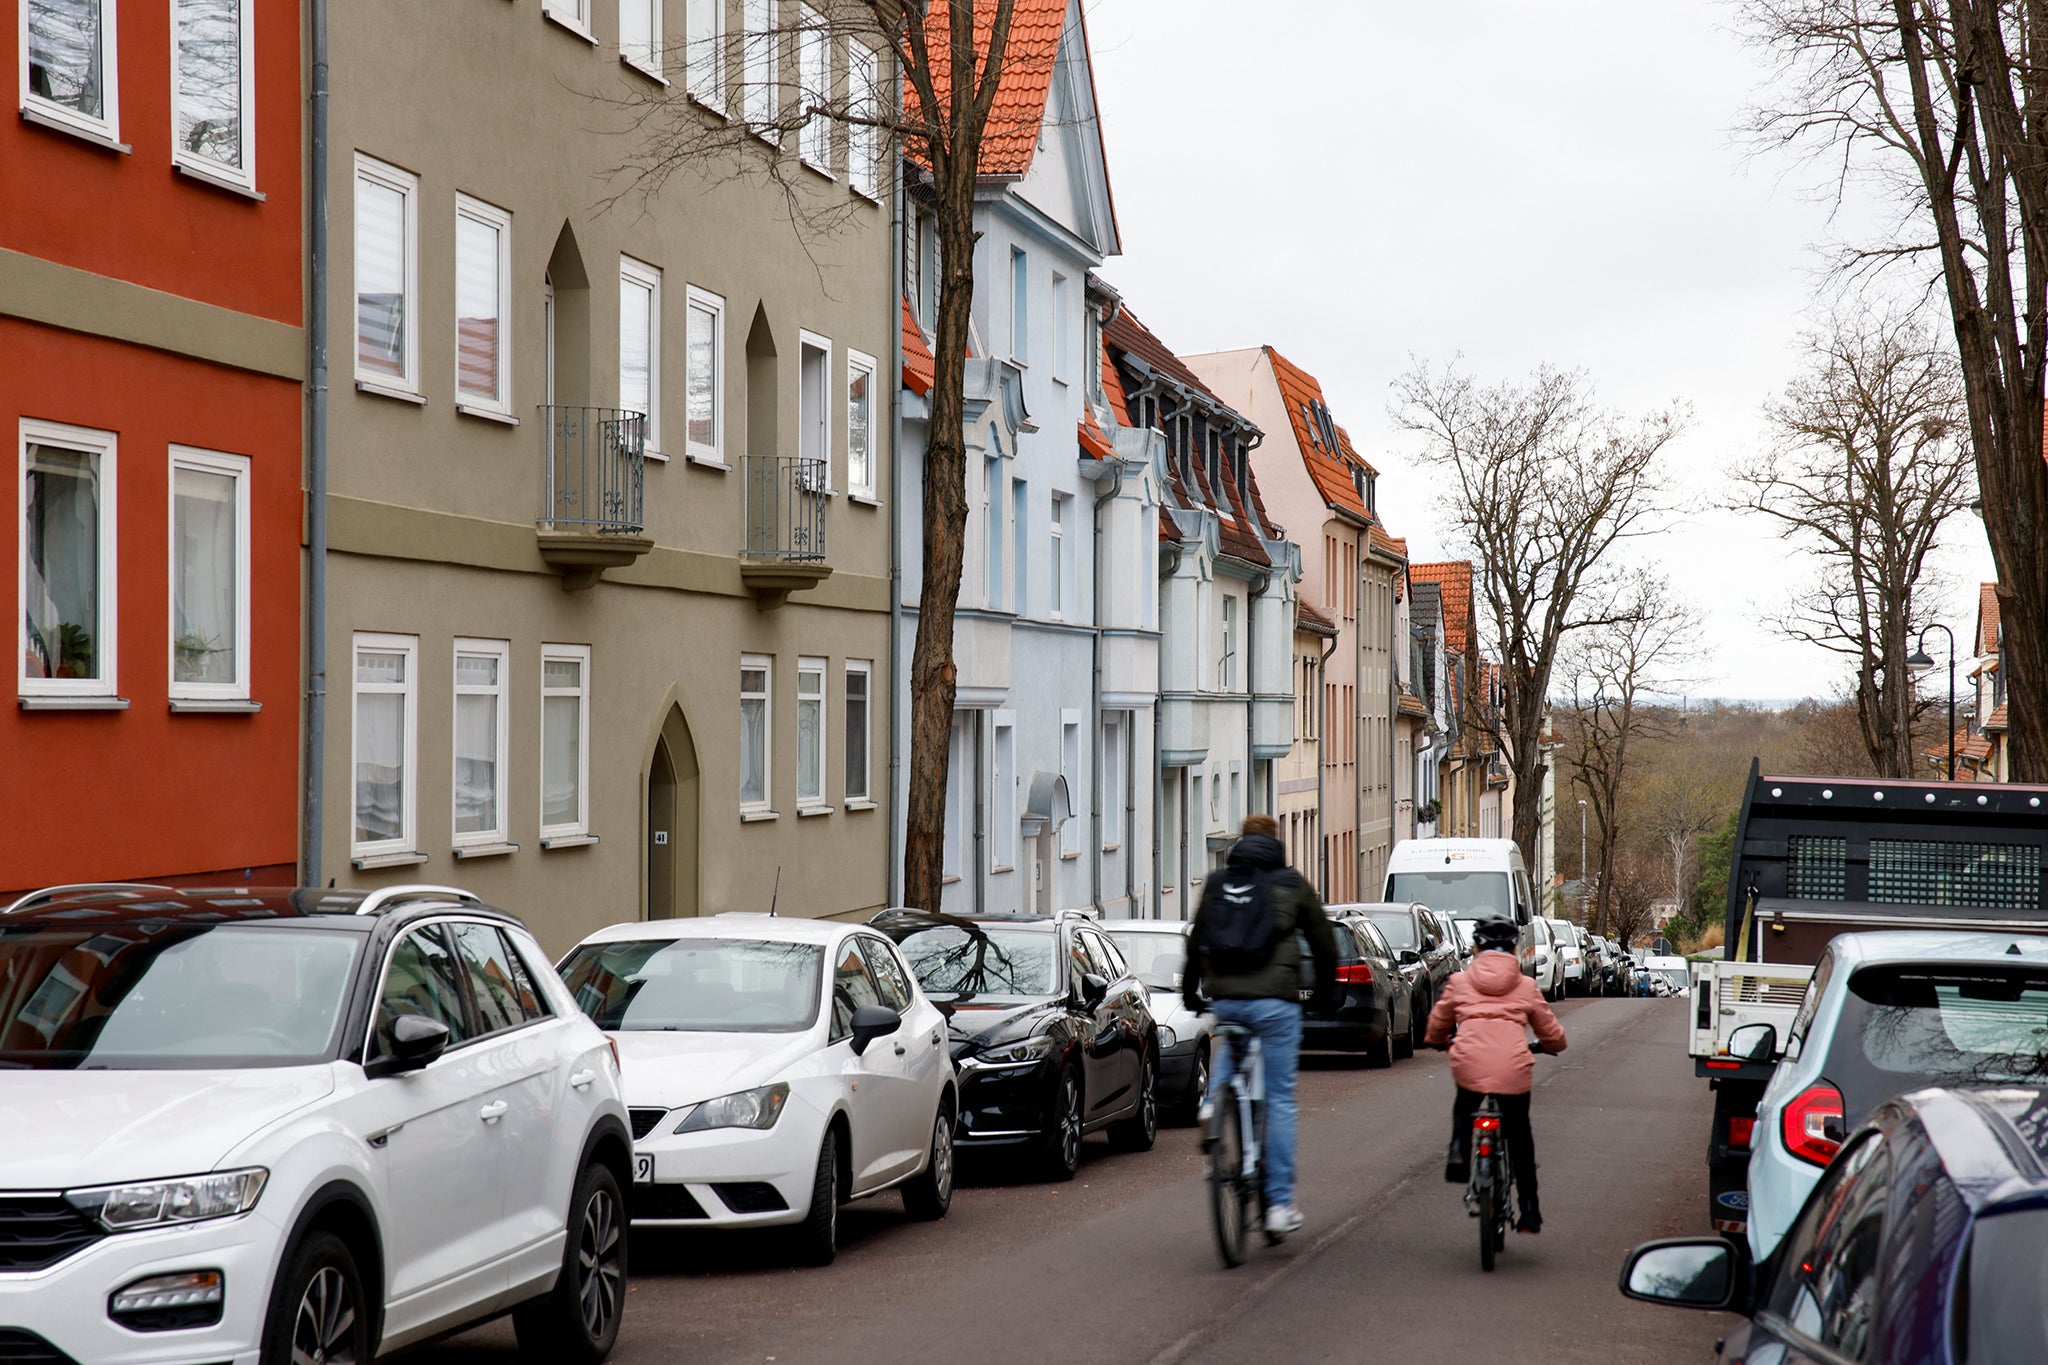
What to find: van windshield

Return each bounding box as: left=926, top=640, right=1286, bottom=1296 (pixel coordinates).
left=1386, top=871, right=1514, bottom=920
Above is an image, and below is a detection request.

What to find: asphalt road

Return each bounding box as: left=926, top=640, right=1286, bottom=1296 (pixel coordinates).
left=423, top=995, right=1732, bottom=1364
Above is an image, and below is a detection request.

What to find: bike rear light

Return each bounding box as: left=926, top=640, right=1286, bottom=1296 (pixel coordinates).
left=1781, top=1084, right=1845, bottom=1166
left=1473, top=1114, right=1501, bottom=1132
left=1477, top=1140, right=1494, bottom=1157
left=1334, top=963, right=1374, bottom=985
left=109, top=1270, right=224, bottom=1331
left=1727, top=1116, right=1755, bottom=1150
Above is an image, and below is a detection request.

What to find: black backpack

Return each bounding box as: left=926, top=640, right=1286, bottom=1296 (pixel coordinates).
left=1195, top=867, right=1283, bottom=976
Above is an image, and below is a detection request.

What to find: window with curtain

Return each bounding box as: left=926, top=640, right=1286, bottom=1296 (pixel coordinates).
left=844, top=662, right=870, bottom=802
left=454, top=641, right=509, bottom=844
left=992, top=718, right=1015, bottom=870
left=172, top=0, right=249, bottom=179
left=353, top=635, right=416, bottom=853
left=25, top=0, right=114, bottom=135
left=686, top=288, right=724, bottom=459
left=355, top=156, right=415, bottom=387
left=22, top=430, right=112, bottom=689
left=541, top=646, right=589, bottom=835
left=170, top=452, right=245, bottom=694
left=742, top=0, right=776, bottom=135
left=798, top=6, right=829, bottom=170
left=622, top=0, right=661, bottom=76
left=741, top=656, right=771, bottom=808
left=846, top=351, right=874, bottom=496
left=456, top=198, right=510, bottom=411
left=797, top=658, right=825, bottom=806
left=798, top=333, right=829, bottom=486
left=619, top=257, right=661, bottom=450
left=687, top=0, right=723, bottom=105
left=1050, top=494, right=1066, bottom=619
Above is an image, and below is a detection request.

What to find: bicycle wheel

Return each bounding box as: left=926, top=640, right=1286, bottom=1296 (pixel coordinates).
left=1477, top=1164, right=1499, bottom=1272
left=1208, top=1087, right=1251, bottom=1268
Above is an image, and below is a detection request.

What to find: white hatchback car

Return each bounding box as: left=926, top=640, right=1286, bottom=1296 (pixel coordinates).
left=557, top=915, right=958, bottom=1265
left=0, top=883, right=632, bottom=1365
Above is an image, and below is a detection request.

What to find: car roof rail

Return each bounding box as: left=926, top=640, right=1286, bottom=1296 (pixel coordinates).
left=2, top=882, right=178, bottom=915
left=352, top=883, right=486, bottom=917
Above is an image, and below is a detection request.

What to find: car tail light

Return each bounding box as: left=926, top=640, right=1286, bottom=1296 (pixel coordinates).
left=1727, top=1117, right=1755, bottom=1150
left=1781, top=1084, right=1845, bottom=1166
left=1334, top=963, right=1374, bottom=985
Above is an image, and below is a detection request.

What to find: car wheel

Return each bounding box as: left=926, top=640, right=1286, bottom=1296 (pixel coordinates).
left=1366, top=1013, right=1394, bottom=1069
left=1177, top=1043, right=1211, bottom=1126
left=1040, top=1065, right=1084, bottom=1181
left=901, top=1103, right=955, bottom=1221
left=262, top=1229, right=370, bottom=1365
left=1394, top=997, right=1418, bottom=1059
left=1110, top=1050, right=1159, bottom=1152
left=792, top=1128, right=840, bottom=1266
left=512, top=1161, right=627, bottom=1363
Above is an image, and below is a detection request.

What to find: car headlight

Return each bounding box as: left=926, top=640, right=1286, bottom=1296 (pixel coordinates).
left=978, top=1034, right=1061, bottom=1066
left=674, top=1082, right=790, bottom=1134
left=1157, top=1025, right=1178, bottom=1049
left=66, top=1169, right=267, bottom=1232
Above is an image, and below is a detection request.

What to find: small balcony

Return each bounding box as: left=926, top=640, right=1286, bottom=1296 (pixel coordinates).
left=740, top=455, right=832, bottom=609
left=536, top=406, right=653, bottom=590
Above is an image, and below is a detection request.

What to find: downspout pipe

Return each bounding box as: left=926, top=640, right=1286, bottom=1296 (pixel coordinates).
left=302, top=0, right=330, bottom=887
left=1089, top=461, right=1124, bottom=916
left=887, top=156, right=907, bottom=907
left=1317, top=631, right=1336, bottom=897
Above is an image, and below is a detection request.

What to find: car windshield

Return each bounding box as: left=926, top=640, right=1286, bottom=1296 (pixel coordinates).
left=0, top=924, right=359, bottom=1069
left=885, top=923, right=1059, bottom=1002
left=1843, top=965, right=2048, bottom=1085
left=1105, top=931, right=1185, bottom=991
left=1364, top=912, right=1419, bottom=951
left=1386, top=871, right=1513, bottom=919
left=1962, top=1206, right=2048, bottom=1361
left=558, top=938, right=825, bottom=1033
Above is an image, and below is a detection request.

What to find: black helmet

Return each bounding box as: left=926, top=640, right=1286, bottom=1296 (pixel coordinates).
left=1471, top=917, right=1519, bottom=953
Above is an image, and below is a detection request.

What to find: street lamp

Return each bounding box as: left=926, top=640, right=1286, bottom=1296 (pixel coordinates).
left=1577, top=798, right=1588, bottom=922
left=1907, top=623, right=1957, bottom=779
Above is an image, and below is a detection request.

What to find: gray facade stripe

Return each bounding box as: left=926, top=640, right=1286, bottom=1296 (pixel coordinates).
left=0, top=248, right=304, bottom=380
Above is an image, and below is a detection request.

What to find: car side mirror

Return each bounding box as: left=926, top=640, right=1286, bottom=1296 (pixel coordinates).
left=1618, top=1237, right=1746, bottom=1312
left=849, top=1003, right=902, bottom=1057
left=1079, top=973, right=1109, bottom=1010
left=1728, top=1022, right=1778, bottom=1063
left=1399, top=949, right=1423, bottom=966
left=366, top=1014, right=450, bottom=1078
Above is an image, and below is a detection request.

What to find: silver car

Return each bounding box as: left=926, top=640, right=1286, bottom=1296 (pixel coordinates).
left=1103, top=920, right=1213, bottom=1124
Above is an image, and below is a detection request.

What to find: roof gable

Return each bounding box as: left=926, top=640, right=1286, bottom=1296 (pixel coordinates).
left=1410, top=562, right=1475, bottom=655
left=1265, top=347, right=1369, bottom=521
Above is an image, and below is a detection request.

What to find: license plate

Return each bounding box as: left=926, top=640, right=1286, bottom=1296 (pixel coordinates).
left=633, top=1154, right=654, bottom=1184
left=1297, top=988, right=1312, bottom=1003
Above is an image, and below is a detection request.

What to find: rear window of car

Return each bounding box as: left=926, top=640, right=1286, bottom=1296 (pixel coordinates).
left=1840, top=965, right=2048, bottom=1085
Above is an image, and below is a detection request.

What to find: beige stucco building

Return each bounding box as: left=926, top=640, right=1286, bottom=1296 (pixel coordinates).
left=316, top=1, right=899, bottom=953
left=1283, top=603, right=1337, bottom=892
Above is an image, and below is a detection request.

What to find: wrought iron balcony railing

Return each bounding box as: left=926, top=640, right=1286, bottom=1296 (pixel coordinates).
left=743, top=455, right=828, bottom=562
left=541, top=406, right=645, bottom=534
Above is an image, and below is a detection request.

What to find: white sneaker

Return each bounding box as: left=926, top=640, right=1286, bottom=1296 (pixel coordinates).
left=1264, top=1203, right=1304, bottom=1237
left=1196, top=1097, right=1214, bottom=1126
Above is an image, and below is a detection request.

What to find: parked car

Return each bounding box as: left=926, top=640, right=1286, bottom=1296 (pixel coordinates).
left=1101, top=920, right=1212, bottom=1124
left=1579, top=933, right=1607, bottom=996
left=0, top=883, right=633, bottom=1365
left=556, top=915, right=958, bottom=1266
left=1620, top=1085, right=2048, bottom=1363
left=1349, top=902, right=1456, bottom=1022
left=1529, top=915, right=1565, bottom=1001
left=1425, top=908, right=1470, bottom=971
left=1642, top=954, right=1689, bottom=996
left=871, top=910, right=1157, bottom=1180
left=1736, top=930, right=2048, bottom=1261
left=1304, top=916, right=1417, bottom=1066
left=1545, top=918, right=1589, bottom=996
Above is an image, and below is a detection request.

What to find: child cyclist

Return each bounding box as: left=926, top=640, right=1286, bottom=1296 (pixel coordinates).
left=1424, top=915, right=1567, bottom=1232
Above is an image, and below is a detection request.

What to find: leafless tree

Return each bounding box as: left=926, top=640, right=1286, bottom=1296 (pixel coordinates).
left=1727, top=303, right=1975, bottom=776
left=1395, top=362, right=1684, bottom=875
left=596, top=0, right=1038, bottom=909
left=1736, top=0, right=2048, bottom=780
left=1560, top=573, right=1699, bottom=935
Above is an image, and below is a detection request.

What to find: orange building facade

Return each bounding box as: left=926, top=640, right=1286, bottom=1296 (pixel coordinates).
left=2, top=0, right=302, bottom=894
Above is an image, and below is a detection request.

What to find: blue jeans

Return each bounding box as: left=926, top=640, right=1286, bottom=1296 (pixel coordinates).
left=1209, top=997, right=1303, bottom=1208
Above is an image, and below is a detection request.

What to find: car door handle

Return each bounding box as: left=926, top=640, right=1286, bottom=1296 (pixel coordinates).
left=893, top=1043, right=908, bottom=1056
left=478, top=1100, right=509, bottom=1123
left=930, top=1032, right=942, bottom=1048
left=569, top=1069, right=597, bottom=1090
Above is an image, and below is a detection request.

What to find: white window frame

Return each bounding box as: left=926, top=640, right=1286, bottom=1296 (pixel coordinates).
left=844, top=659, right=871, bottom=803
left=170, top=0, right=254, bottom=189
left=991, top=711, right=1016, bottom=872
left=797, top=4, right=829, bottom=174
left=1102, top=712, right=1123, bottom=849
left=1222, top=594, right=1237, bottom=691
left=848, top=40, right=878, bottom=199
left=454, top=194, right=513, bottom=416
left=942, top=711, right=969, bottom=881
left=619, top=254, right=663, bottom=455
left=684, top=285, right=726, bottom=465
left=353, top=153, right=419, bottom=394
left=1049, top=493, right=1067, bottom=621
left=19, top=418, right=118, bottom=699
left=740, top=652, right=773, bottom=813
left=452, top=637, right=512, bottom=849
left=1060, top=712, right=1082, bottom=858
left=1010, top=478, right=1028, bottom=616
left=351, top=631, right=418, bottom=860
left=798, top=329, right=832, bottom=489
left=1010, top=248, right=1028, bottom=362
left=984, top=456, right=1004, bottom=610
left=796, top=655, right=827, bottom=809
left=542, top=0, right=592, bottom=38
left=1051, top=272, right=1070, bottom=383
left=20, top=0, right=121, bottom=145
left=846, top=348, right=876, bottom=498
left=686, top=0, right=722, bottom=107
left=166, top=445, right=250, bottom=701
left=622, top=0, right=663, bottom=81
left=540, top=643, right=592, bottom=839
left=741, top=0, right=776, bottom=139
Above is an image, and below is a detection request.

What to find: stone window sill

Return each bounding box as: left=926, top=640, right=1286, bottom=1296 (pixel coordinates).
left=356, top=379, right=426, bottom=405
left=170, top=697, right=261, bottom=714
left=352, top=850, right=429, bottom=870
left=741, top=809, right=780, bottom=823
left=19, top=695, right=129, bottom=711
left=541, top=832, right=600, bottom=850
left=454, top=841, right=520, bottom=860
left=457, top=403, right=520, bottom=426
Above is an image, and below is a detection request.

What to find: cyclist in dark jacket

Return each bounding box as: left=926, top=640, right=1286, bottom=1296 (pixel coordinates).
left=1183, top=815, right=1337, bottom=1239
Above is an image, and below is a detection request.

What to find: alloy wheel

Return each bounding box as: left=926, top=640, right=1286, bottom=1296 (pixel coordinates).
left=292, top=1265, right=359, bottom=1365
left=575, top=1183, right=624, bottom=1342
left=1058, top=1072, right=1083, bottom=1169
left=932, top=1113, right=955, bottom=1202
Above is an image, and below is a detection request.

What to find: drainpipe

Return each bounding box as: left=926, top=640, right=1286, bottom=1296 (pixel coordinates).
left=302, top=0, right=331, bottom=887
left=887, top=159, right=907, bottom=907
left=1089, top=461, right=1124, bottom=916
left=1316, top=632, right=1336, bottom=897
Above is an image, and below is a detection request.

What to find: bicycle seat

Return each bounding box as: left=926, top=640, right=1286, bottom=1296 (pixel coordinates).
left=1213, top=1023, right=1253, bottom=1042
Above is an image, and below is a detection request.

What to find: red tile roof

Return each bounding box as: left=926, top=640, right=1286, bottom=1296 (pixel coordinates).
left=1984, top=704, right=2010, bottom=732
left=908, top=0, right=1067, bottom=179
left=1079, top=411, right=1113, bottom=458
left=901, top=296, right=935, bottom=397
left=1411, top=562, right=1475, bottom=655
left=1978, top=582, right=2002, bottom=657
left=1297, top=599, right=1338, bottom=636
left=1368, top=524, right=1408, bottom=560
left=1100, top=339, right=1131, bottom=425
left=1397, top=689, right=1429, bottom=719
left=1105, top=307, right=1227, bottom=407
left=1266, top=348, right=1367, bottom=521
left=1924, top=726, right=1995, bottom=767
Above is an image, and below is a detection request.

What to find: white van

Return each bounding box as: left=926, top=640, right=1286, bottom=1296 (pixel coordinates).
left=1383, top=838, right=1540, bottom=978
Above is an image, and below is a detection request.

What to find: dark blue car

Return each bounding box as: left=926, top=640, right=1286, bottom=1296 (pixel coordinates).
left=1618, top=1085, right=2048, bottom=1362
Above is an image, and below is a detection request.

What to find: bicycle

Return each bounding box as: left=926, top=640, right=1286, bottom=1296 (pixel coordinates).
left=1464, top=1041, right=1547, bottom=1272
left=1203, top=1022, right=1271, bottom=1268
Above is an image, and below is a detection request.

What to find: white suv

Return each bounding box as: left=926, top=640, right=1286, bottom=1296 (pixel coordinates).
left=0, top=883, right=632, bottom=1365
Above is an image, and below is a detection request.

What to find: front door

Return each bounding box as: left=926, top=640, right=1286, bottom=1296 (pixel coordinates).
left=645, top=706, right=700, bottom=918
left=648, top=737, right=676, bottom=919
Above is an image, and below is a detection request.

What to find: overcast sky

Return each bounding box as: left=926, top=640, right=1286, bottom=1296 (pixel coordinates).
left=1082, top=0, right=1998, bottom=702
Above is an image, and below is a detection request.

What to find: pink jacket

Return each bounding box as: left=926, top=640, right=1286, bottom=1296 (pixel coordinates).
left=1424, top=950, right=1567, bottom=1095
